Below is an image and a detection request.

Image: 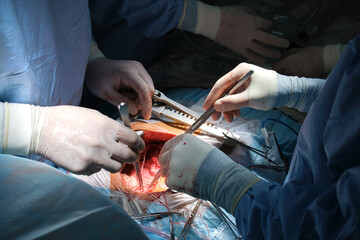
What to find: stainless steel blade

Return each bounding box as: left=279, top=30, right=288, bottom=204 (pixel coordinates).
left=152, top=90, right=200, bottom=119
left=152, top=105, right=241, bottom=140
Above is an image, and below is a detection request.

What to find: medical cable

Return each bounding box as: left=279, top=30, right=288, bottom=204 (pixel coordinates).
left=261, top=118, right=299, bottom=136
left=223, top=133, right=288, bottom=172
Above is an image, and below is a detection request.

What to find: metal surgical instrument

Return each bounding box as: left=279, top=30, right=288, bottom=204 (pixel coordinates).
left=118, top=102, right=144, bottom=191
left=186, top=70, right=253, bottom=134
left=130, top=211, right=182, bottom=220
left=148, top=72, right=253, bottom=189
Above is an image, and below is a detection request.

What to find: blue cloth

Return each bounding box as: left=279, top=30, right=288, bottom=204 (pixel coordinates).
left=0, top=0, right=91, bottom=106
left=89, top=0, right=184, bottom=66
left=235, top=34, right=360, bottom=239
left=0, top=154, right=148, bottom=239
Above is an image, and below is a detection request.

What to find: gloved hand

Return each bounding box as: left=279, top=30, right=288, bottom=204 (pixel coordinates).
left=30, top=105, right=145, bottom=175
left=273, top=46, right=326, bottom=78
left=203, top=63, right=325, bottom=122
left=85, top=58, right=155, bottom=120
left=214, top=6, right=289, bottom=64
left=178, top=1, right=289, bottom=64
left=158, top=133, right=260, bottom=214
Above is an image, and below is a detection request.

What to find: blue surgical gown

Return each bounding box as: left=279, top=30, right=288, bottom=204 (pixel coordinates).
left=0, top=155, right=148, bottom=239
left=0, top=0, right=90, bottom=106
left=89, top=0, right=184, bottom=67
left=234, top=35, right=360, bottom=239
left=0, top=1, right=148, bottom=238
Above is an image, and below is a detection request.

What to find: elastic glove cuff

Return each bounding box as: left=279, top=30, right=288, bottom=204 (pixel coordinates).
left=195, top=148, right=260, bottom=214
left=88, top=41, right=105, bottom=63
left=275, top=74, right=325, bottom=113
left=177, top=0, right=197, bottom=32
left=323, top=44, right=347, bottom=74
left=0, top=103, right=32, bottom=156
left=178, top=0, right=220, bottom=40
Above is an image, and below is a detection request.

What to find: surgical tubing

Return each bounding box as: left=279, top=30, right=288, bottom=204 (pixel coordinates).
left=141, top=225, right=171, bottom=240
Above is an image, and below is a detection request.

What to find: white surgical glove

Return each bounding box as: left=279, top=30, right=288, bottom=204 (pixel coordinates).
left=85, top=58, right=155, bottom=120
left=0, top=103, right=145, bottom=175
left=273, top=44, right=347, bottom=78
left=203, top=63, right=325, bottom=122
left=273, top=46, right=326, bottom=78
left=158, top=133, right=260, bottom=214
left=178, top=0, right=289, bottom=64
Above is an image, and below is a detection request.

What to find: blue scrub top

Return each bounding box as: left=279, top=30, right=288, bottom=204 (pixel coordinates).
left=235, top=34, right=360, bottom=239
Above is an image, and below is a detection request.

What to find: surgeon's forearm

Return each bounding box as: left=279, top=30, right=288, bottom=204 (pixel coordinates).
left=275, top=75, right=325, bottom=112
left=194, top=149, right=260, bottom=214
left=234, top=181, right=284, bottom=240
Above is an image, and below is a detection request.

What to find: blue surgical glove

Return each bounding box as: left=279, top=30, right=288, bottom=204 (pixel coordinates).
left=158, top=133, right=260, bottom=214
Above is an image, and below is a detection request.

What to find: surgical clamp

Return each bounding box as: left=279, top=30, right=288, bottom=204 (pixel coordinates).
left=118, top=102, right=144, bottom=191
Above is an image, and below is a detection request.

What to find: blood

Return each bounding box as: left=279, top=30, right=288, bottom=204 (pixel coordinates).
left=110, top=124, right=177, bottom=194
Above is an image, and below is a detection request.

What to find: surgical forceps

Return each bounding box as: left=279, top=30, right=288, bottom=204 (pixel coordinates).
left=149, top=70, right=253, bottom=189
left=118, top=102, right=144, bottom=191
left=186, top=70, right=253, bottom=134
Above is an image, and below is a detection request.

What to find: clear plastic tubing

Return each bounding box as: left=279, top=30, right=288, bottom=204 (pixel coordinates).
left=141, top=225, right=171, bottom=240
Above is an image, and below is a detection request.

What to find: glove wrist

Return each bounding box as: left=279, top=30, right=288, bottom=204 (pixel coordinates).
left=323, top=44, right=347, bottom=74
left=0, top=103, right=32, bottom=156
left=178, top=0, right=220, bottom=40
left=194, top=148, right=260, bottom=214
left=88, top=41, right=105, bottom=64
left=275, top=74, right=325, bottom=112
left=29, top=105, right=48, bottom=156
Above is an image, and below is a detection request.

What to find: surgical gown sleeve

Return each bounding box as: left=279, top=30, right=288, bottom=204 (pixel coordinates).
left=0, top=0, right=91, bottom=106
left=0, top=154, right=148, bottom=239
left=233, top=35, right=360, bottom=239
left=89, top=0, right=184, bottom=38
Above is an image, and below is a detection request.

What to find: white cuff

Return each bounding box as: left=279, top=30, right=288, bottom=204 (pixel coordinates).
left=88, top=41, right=105, bottom=63
left=194, top=2, right=221, bottom=40
left=1, top=103, right=32, bottom=156
left=323, top=44, right=347, bottom=73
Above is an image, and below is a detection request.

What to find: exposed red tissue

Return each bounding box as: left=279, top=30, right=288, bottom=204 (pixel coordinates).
left=110, top=121, right=182, bottom=195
